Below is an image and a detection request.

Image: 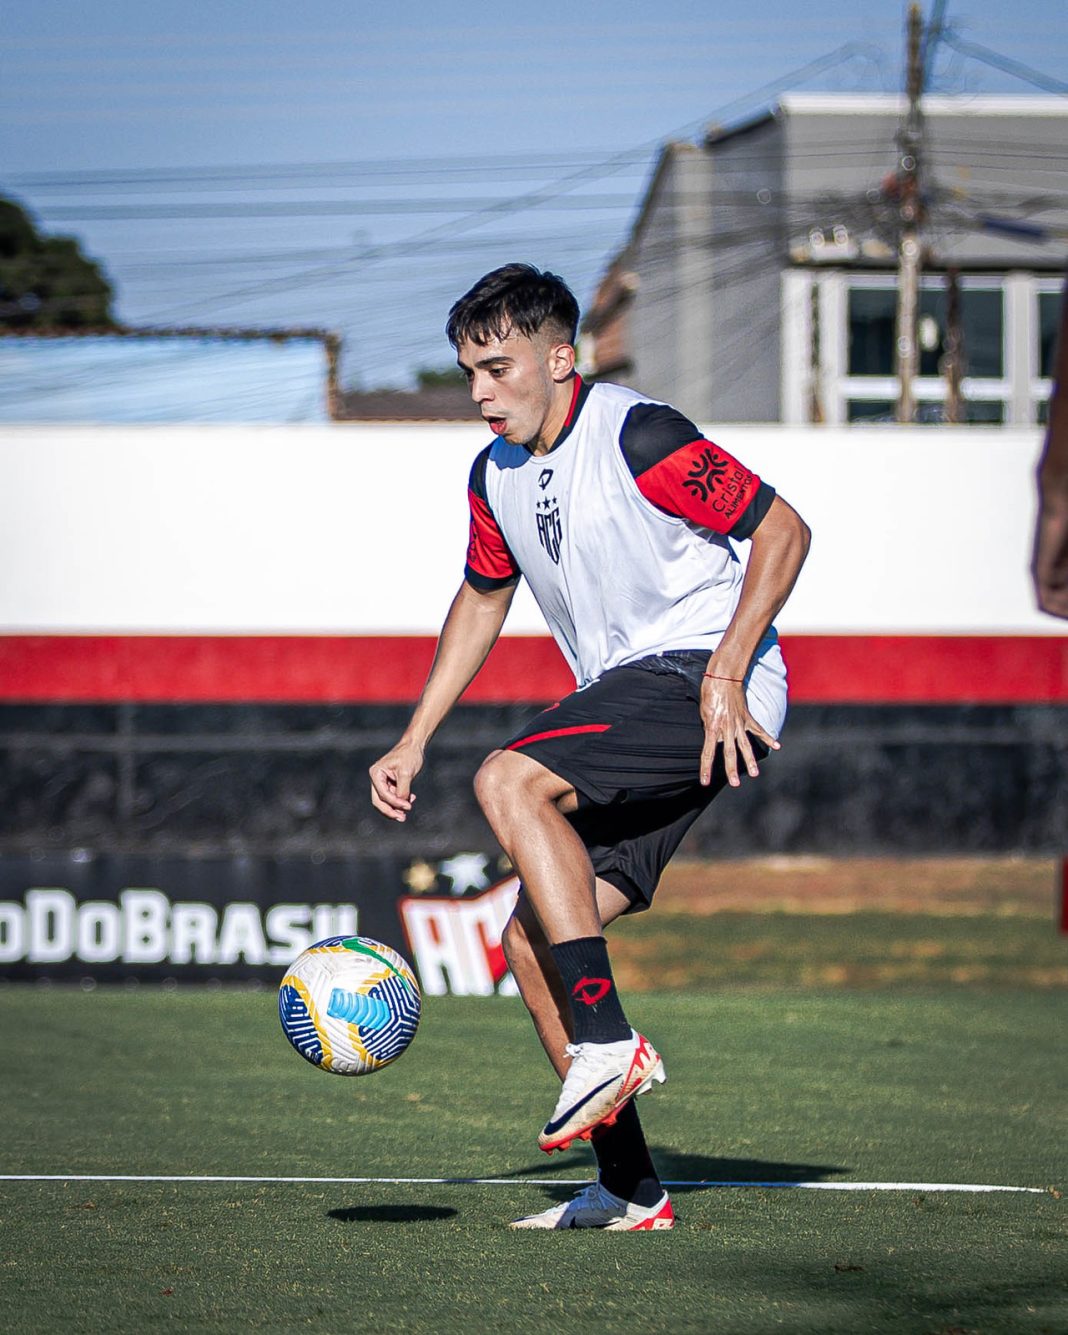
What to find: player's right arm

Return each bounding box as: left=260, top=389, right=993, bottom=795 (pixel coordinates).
left=369, top=578, right=516, bottom=822
left=369, top=446, right=521, bottom=822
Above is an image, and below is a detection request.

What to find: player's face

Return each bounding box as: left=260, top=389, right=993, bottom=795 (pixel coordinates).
left=456, top=328, right=574, bottom=452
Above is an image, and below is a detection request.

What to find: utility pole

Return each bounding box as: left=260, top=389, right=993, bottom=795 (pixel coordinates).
left=942, top=265, right=964, bottom=423
left=895, top=3, right=926, bottom=424
left=809, top=280, right=824, bottom=423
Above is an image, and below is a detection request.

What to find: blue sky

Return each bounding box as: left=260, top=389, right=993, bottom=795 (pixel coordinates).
left=2, top=0, right=1066, bottom=417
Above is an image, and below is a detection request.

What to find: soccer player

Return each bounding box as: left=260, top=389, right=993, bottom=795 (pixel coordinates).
left=1033, top=279, right=1068, bottom=620
left=369, top=264, right=810, bottom=1230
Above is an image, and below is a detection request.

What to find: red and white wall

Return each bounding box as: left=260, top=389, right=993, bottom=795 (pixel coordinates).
left=0, top=423, right=1064, bottom=704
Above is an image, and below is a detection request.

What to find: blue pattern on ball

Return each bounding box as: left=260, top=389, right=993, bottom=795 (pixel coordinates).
left=362, top=974, right=420, bottom=1063
left=278, top=983, right=324, bottom=1065
left=326, top=988, right=391, bottom=1030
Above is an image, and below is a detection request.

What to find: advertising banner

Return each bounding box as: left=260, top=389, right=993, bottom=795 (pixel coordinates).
left=0, top=853, right=519, bottom=996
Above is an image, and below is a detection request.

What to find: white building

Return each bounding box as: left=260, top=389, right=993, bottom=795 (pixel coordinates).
left=582, top=94, right=1068, bottom=427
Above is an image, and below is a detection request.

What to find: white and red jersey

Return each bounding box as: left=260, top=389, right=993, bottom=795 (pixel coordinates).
left=465, top=377, right=787, bottom=735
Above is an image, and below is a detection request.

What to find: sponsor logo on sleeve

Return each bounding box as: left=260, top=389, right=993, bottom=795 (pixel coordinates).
left=683, top=446, right=752, bottom=522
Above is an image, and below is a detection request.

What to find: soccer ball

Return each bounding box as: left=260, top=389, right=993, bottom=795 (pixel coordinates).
left=278, top=935, right=421, bottom=1076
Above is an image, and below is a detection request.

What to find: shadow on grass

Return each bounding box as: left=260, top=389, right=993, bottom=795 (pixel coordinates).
left=653, top=1147, right=848, bottom=1188
left=328, top=1205, right=458, bottom=1223
left=499, top=1149, right=847, bottom=1201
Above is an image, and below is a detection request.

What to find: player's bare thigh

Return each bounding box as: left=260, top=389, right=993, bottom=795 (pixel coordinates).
left=474, top=746, right=580, bottom=816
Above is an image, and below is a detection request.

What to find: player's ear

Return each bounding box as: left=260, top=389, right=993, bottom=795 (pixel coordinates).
left=548, top=341, right=576, bottom=382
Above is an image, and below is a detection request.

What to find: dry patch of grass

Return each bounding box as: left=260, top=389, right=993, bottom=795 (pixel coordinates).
left=657, top=856, right=1059, bottom=918
left=609, top=860, right=1068, bottom=990
left=609, top=909, right=1068, bottom=991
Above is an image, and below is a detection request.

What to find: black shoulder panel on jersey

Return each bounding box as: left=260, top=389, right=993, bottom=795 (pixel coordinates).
left=618, top=401, right=705, bottom=478
left=730, top=481, right=777, bottom=541
left=468, top=443, right=493, bottom=500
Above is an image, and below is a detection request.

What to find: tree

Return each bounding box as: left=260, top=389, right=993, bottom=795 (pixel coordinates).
left=0, top=196, right=115, bottom=330
left=415, top=364, right=465, bottom=389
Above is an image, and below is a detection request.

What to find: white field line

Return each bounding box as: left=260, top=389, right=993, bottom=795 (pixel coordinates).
left=0, top=1174, right=1048, bottom=1194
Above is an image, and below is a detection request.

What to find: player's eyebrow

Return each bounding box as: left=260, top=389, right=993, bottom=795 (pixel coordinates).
left=457, top=353, right=514, bottom=373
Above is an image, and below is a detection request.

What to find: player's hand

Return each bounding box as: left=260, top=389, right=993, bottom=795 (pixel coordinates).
left=369, top=738, right=425, bottom=822
left=1032, top=501, right=1068, bottom=619
left=699, top=676, right=779, bottom=788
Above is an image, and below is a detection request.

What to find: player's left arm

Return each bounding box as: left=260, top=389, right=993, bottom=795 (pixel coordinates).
left=1033, top=280, right=1068, bottom=619
left=618, top=403, right=810, bottom=788
left=701, top=495, right=811, bottom=788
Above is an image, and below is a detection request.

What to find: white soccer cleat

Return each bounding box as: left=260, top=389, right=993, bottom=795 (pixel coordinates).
left=537, top=1029, right=665, bottom=1154
left=510, top=1181, right=674, bottom=1231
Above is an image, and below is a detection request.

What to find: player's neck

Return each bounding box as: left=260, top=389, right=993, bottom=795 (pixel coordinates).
left=529, top=375, right=577, bottom=456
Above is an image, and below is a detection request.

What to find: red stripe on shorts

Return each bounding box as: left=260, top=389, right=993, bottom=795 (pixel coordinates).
left=506, top=723, right=611, bottom=750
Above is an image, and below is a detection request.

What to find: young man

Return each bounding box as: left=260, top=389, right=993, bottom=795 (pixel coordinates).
left=370, top=264, right=810, bottom=1231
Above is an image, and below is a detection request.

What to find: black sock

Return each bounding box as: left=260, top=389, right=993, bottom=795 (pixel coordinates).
left=592, top=1100, right=663, bottom=1206
left=549, top=935, right=630, bottom=1044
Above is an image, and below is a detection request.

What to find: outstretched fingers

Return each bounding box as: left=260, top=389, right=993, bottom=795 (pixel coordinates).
left=699, top=682, right=779, bottom=787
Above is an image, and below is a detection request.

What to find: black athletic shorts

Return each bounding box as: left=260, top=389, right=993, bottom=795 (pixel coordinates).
left=501, top=650, right=768, bottom=913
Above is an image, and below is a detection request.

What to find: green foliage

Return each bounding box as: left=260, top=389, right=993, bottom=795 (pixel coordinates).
left=415, top=363, right=465, bottom=389
left=0, top=196, right=115, bottom=330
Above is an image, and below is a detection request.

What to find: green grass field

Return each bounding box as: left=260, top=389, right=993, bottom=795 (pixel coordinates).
left=0, top=908, right=1065, bottom=1334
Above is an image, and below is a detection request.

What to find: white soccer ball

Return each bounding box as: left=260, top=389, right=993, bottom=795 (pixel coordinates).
left=278, top=935, right=421, bottom=1075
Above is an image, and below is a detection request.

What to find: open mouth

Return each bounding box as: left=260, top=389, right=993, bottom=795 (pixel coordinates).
left=487, top=417, right=507, bottom=435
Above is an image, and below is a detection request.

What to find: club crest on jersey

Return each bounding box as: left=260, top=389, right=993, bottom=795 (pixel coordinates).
left=536, top=495, right=562, bottom=564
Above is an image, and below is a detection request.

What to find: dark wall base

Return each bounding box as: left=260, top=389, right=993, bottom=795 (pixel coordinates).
left=0, top=703, right=1065, bottom=857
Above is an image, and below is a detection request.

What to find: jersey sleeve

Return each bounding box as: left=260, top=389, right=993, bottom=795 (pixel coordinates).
left=465, top=446, right=520, bottom=591
left=619, top=402, right=776, bottom=540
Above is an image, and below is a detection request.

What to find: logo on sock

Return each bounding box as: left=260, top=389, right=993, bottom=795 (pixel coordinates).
left=572, top=976, right=612, bottom=1006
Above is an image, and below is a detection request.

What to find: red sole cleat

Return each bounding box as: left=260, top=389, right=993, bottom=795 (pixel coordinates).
left=537, top=1036, right=665, bottom=1154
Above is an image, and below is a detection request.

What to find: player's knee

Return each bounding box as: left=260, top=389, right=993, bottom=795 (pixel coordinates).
left=473, top=753, right=504, bottom=820
left=475, top=748, right=567, bottom=823
left=473, top=750, right=527, bottom=822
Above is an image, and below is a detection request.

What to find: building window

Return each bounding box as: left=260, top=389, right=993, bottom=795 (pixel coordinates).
left=847, top=289, right=896, bottom=376
left=847, top=282, right=1003, bottom=379
left=1038, top=289, right=1063, bottom=379
left=846, top=398, right=1005, bottom=425
left=960, top=400, right=1005, bottom=425
left=841, top=276, right=1008, bottom=424
left=846, top=398, right=895, bottom=422
left=789, top=271, right=1058, bottom=427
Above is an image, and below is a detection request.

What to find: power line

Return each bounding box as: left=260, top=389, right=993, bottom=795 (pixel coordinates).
left=135, top=41, right=875, bottom=325
left=6, top=149, right=653, bottom=191
left=30, top=195, right=663, bottom=222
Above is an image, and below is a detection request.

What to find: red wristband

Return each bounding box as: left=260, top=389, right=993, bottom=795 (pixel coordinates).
left=703, top=672, right=745, bottom=683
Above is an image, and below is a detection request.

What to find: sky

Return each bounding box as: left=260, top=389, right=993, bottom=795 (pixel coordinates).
left=2, top=0, right=1066, bottom=419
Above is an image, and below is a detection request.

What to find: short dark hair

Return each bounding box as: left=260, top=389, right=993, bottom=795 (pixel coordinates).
left=446, top=263, right=579, bottom=348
